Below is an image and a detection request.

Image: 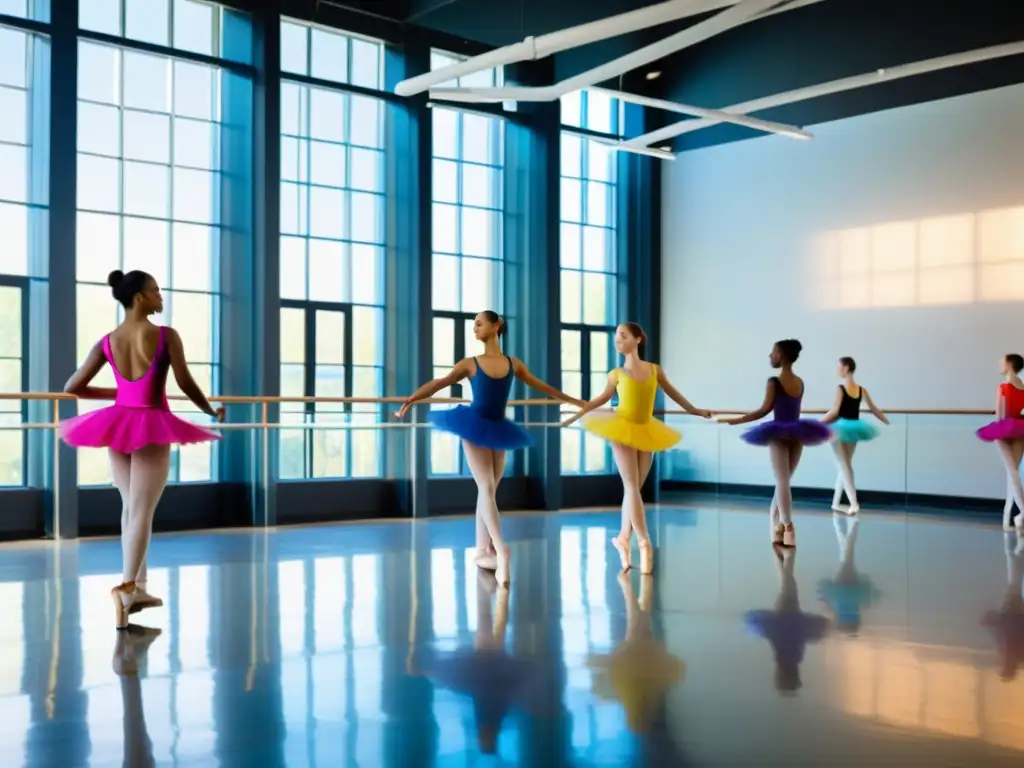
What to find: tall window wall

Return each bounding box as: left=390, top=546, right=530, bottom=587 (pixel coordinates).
left=74, top=0, right=249, bottom=485
left=0, top=22, right=45, bottom=487
left=278, top=20, right=386, bottom=480
left=429, top=51, right=506, bottom=476
left=559, top=91, right=623, bottom=475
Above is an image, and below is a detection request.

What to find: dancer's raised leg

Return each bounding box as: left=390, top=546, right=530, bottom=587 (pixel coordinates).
left=113, top=444, right=170, bottom=628
left=464, top=442, right=510, bottom=586
left=613, top=442, right=652, bottom=574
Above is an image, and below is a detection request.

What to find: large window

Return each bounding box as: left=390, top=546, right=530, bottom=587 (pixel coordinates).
left=0, top=23, right=45, bottom=487
left=429, top=51, right=505, bottom=476
left=74, top=27, right=235, bottom=485
left=278, top=20, right=386, bottom=479
left=560, top=91, right=621, bottom=474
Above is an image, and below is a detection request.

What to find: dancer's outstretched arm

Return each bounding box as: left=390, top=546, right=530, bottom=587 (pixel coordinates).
left=511, top=358, right=585, bottom=407
left=63, top=342, right=117, bottom=400
left=721, top=380, right=775, bottom=426
left=862, top=388, right=889, bottom=424
left=395, top=358, right=474, bottom=419
left=561, top=373, right=617, bottom=427
left=657, top=367, right=712, bottom=419
left=820, top=387, right=843, bottom=424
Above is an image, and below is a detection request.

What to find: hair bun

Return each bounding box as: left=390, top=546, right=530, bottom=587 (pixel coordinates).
left=107, top=270, right=125, bottom=289
left=791, top=339, right=803, bottom=353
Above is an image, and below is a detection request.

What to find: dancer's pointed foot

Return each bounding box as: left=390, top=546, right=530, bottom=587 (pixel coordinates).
left=611, top=535, right=632, bottom=571
left=112, top=624, right=163, bottom=675
left=474, top=548, right=498, bottom=571
left=782, top=523, right=796, bottom=549
left=495, top=544, right=511, bottom=588
left=111, top=582, right=137, bottom=630
left=637, top=539, right=654, bottom=575
left=128, top=588, right=164, bottom=615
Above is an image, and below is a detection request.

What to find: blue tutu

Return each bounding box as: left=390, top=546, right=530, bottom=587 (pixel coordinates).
left=428, top=406, right=534, bottom=450
left=741, top=420, right=832, bottom=447
left=831, top=418, right=878, bottom=443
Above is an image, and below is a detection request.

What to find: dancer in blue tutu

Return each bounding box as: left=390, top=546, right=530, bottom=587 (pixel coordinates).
left=820, top=357, right=889, bottom=515
left=396, top=311, right=582, bottom=586
left=722, top=340, right=831, bottom=548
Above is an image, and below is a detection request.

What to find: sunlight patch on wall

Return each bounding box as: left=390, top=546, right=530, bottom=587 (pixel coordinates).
left=810, top=206, right=1024, bottom=309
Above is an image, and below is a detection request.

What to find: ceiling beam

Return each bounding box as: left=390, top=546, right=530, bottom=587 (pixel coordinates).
left=624, top=39, right=1024, bottom=147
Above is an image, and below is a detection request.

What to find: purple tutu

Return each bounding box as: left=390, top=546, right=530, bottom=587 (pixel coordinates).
left=428, top=406, right=534, bottom=450
left=741, top=420, right=832, bottom=447
left=977, top=418, right=1024, bottom=442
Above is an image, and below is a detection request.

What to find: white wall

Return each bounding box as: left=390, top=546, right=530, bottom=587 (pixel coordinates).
left=661, top=84, right=1024, bottom=499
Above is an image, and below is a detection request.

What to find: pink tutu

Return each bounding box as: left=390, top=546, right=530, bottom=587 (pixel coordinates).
left=977, top=418, right=1024, bottom=442
left=61, top=405, right=219, bottom=453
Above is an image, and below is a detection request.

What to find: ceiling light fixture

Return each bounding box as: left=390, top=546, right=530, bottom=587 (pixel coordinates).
left=646, top=71, right=662, bottom=80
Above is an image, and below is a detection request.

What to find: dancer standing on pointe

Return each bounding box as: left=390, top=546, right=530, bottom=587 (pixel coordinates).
left=721, top=340, right=831, bottom=548
left=820, top=357, right=889, bottom=515
left=61, top=270, right=223, bottom=628
left=395, top=311, right=582, bottom=587
left=976, top=354, right=1024, bottom=532
left=561, top=323, right=711, bottom=574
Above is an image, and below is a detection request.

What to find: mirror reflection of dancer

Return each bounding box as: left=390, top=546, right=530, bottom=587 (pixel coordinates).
left=976, top=354, right=1024, bottom=532
left=816, top=517, right=880, bottom=636
left=820, top=357, right=889, bottom=515
left=562, top=323, right=711, bottom=574
left=407, top=572, right=532, bottom=757
left=745, top=547, right=829, bottom=694
left=980, top=532, right=1024, bottom=681
left=588, top=573, right=684, bottom=735
left=61, top=270, right=224, bottom=628
left=112, top=625, right=162, bottom=768
left=396, top=311, right=582, bottom=586
left=721, top=340, right=831, bottom=548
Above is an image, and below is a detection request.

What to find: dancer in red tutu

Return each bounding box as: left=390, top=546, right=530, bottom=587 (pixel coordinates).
left=722, top=340, right=831, bottom=548
left=977, top=354, right=1024, bottom=531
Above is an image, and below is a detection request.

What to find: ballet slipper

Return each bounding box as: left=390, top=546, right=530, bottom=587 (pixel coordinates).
left=611, top=535, right=632, bottom=571
left=637, top=539, right=654, bottom=575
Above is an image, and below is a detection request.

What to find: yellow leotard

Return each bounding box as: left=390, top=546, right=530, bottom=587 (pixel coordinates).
left=581, top=364, right=682, bottom=452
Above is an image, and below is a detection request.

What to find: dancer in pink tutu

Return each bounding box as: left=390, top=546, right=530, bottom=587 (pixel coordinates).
left=62, top=270, right=224, bottom=628
left=721, top=340, right=831, bottom=548
left=977, top=354, right=1024, bottom=532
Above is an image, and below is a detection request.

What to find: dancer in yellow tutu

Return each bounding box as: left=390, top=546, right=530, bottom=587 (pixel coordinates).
left=562, top=323, right=711, bottom=574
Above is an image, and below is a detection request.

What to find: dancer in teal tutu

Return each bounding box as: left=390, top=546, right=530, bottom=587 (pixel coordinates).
left=820, top=357, right=889, bottom=515
left=396, top=311, right=582, bottom=587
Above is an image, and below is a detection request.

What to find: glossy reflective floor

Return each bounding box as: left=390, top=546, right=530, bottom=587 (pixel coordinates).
left=2, top=497, right=1024, bottom=766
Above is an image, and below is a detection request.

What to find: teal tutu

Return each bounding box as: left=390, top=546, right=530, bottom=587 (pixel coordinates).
left=831, top=419, right=878, bottom=443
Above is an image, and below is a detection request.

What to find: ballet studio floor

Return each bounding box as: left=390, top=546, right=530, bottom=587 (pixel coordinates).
left=0, top=496, right=1022, bottom=767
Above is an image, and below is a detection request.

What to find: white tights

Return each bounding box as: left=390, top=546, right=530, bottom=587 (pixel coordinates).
left=831, top=441, right=859, bottom=510
left=109, top=445, right=171, bottom=587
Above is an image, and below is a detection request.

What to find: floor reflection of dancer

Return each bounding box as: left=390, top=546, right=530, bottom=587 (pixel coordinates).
left=407, top=572, right=532, bottom=757
left=722, top=340, right=831, bottom=547
left=588, top=573, right=684, bottom=734
left=745, top=548, right=829, bottom=694
left=820, top=357, right=889, bottom=515
left=61, top=270, right=223, bottom=628
left=562, top=323, right=711, bottom=574
left=112, top=625, right=163, bottom=768
left=816, top=517, right=880, bottom=636
left=981, top=533, right=1024, bottom=681
left=396, top=311, right=582, bottom=586
left=976, top=354, right=1024, bottom=532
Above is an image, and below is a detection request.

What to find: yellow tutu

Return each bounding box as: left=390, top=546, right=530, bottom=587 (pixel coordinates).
left=580, top=364, right=681, bottom=451
left=582, top=412, right=681, bottom=452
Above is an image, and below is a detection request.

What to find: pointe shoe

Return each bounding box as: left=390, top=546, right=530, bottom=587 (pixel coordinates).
left=474, top=549, right=498, bottom=571
left=772, top=524, right=785, bottom=545
left=495, top=545, right=511, bottom=588
left=782, top=524, right=796, bottom=548
left=111, top=582, right=138, bottom=630
left=637, top=539, right=654, bottom=575
left=611, top=536, right=632, bottom=571
left=128, top=588, right=164, bottom=615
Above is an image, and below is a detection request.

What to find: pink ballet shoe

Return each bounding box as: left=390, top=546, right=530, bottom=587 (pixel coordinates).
left=611, top=535, right=632, bottom=571
left=128, top=589, right=163, bottom=615
left=637, top=539, right=654, bottom=575
left=474, top=549, right=498, bottom=571
left=111, top=582, right=137, bottom=630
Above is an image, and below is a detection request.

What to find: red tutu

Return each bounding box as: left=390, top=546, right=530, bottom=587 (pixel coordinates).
left=977, top=418, right=1024, bottom=442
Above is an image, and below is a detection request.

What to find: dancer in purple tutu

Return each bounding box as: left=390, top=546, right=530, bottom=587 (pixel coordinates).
left=976, top=354, right=1024, bottom=532
left=396, top=311, right=582, bottom=586
left=721, top=340, right=831, bottom=548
